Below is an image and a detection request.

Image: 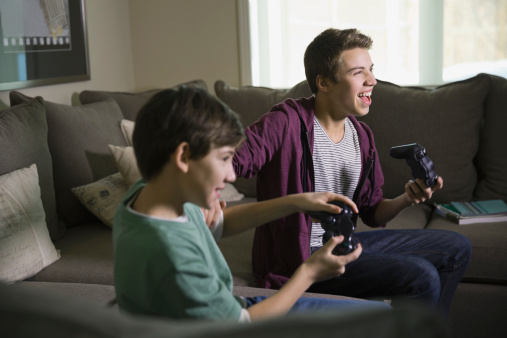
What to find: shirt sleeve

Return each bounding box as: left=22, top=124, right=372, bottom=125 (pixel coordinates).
left=210, top=210, right=224, bottom=241
left=238, top=308, right=251, bottom=323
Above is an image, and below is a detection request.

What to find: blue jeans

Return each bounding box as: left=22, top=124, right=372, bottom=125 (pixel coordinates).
left=245, top=296, right=391, bottom=314
left=308, top=229, right=471, bottom=319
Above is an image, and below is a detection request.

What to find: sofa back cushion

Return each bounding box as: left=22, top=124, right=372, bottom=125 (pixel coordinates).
left=0, top=97, right=63, bottom=239
left=10, top=92, right=128, bottom=228
left=79, top=79, right=208, bottom=121
left=357, top=74, right=491, bottom=203
left=474, top=74, right=507, bottom=202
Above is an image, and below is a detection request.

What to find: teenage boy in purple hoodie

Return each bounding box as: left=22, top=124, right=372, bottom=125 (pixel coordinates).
left=232, top=28, right=471, bottom=318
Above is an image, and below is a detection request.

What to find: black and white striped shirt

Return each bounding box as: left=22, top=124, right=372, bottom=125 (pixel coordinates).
left=310, top=116, right=362, bottom=248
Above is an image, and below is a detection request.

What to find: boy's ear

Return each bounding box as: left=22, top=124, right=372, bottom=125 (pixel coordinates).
left=316, top=75, right=330, bottom=93
left=174, top=142, right=191, bottom=173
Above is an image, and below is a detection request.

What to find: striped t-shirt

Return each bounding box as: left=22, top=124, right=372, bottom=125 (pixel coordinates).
left=310, top=116, right=361, bottom=248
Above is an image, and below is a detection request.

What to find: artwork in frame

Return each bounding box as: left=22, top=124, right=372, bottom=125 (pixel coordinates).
left=0, top=0, right=89, bottom=91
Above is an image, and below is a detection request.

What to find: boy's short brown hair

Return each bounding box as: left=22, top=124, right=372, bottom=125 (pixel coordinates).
left=133, top=85, right=244, bottom=180
left=304, top=28, right=373, bottom=93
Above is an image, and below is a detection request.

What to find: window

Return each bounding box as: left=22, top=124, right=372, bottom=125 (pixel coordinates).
left=238, top=0, right=507, bottom=87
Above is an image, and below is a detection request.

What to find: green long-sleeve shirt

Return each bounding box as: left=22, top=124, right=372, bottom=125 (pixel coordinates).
left=113, top=180, right=243, bottom=320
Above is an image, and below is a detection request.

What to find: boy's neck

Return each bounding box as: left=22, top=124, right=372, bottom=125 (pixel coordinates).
left=132, top=179, right=185, bottom=220
left=314, top=96, right=347, bottom=143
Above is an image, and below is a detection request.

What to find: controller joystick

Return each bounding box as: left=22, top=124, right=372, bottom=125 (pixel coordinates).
left=389, top=143, right=439, bottom=188
left=308, top=201, right=357, bottom=256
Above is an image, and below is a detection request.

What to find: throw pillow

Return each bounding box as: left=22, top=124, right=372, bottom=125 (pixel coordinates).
left=121, top=119, right=135, bottom=146
left=79, top=79, right=208, bottom=121
left=0, top=164, right=60, bottom=283
left=71, top=173, right=128, bottom=228
left=0, top=97, right=62, bottom=240
left=357, top=74, right=491, bottom=203
left=108, top=145, right=141, bottom=187
left=214, top=80, right=312, bottom=198
left=10, top=91, right=128, bottom=228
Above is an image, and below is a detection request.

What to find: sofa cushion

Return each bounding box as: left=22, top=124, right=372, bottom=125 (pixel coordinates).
left=121, top=119, right=135, bottom=146
left=26, top=222, right=114, bottom=285
left=0, top=282, right=446, bottom=338
left=0, top=98, right=8, bottom=110
left=215, top=80, right=312, bottom=197
left=474, top=74, right=507, bottom=202
left=108, top=145, right=141, bottom=187
left=0, top=165, right=60, bottom=283
left=79, top=79, right=208, bottom=121
left=18, top=281, right=117, bottom=307
left=10, top=91, right=128, bottom=228
left=357, top=74, right=491, bottom=203
left=356, top=203, right=433, bottom=232
left=71, top=172, right=128, bottom=228
left=0, top=97, right=62, bottom=239
left=427, top=213, right=507, bottom=282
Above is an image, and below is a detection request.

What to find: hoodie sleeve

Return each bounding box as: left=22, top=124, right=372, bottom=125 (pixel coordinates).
left=233, top=108, right=290, bottom=178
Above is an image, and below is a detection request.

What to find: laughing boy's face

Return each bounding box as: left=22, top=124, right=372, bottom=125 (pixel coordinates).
left=327, top=47, right=377, bottom=118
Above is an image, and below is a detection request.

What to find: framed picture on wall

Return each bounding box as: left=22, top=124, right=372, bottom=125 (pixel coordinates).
left=0, top=0, right=89, bottom=91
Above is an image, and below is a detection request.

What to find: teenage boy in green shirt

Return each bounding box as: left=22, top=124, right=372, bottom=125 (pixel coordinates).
left=113, top=85, right=389, bottom=322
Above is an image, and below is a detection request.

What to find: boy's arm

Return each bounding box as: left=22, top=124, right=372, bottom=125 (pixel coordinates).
left=247, top=236, right=362, bottom=320
left=374, top=176, right=444, bottom=225
left=233, top=109, right=290, bottom=178
left=222, top=192, right=358, bottom=237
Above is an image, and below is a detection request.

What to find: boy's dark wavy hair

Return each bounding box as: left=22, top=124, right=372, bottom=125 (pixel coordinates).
left=133, top=85, right=244, bottom=180
left=304, top=28, right=373, bottom=94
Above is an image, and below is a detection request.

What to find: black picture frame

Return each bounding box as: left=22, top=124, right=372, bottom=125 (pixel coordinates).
left=0, top=0, right=89, bottom=91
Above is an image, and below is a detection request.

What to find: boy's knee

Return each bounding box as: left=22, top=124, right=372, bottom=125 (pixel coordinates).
left=404, top=260, right=440, bottom=305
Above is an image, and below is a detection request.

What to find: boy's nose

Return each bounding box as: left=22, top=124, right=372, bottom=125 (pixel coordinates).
left=225, top=167, right=236, bottom=183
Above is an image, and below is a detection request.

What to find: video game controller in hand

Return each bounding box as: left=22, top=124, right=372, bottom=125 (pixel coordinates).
left=389, top=143, right=439, bottom=188
left=308, top=201, right=357, bottom=256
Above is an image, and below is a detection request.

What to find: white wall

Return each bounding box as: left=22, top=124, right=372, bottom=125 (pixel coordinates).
left=0, top=0, right=136, bottom=105
left=0, top=0, right=242, bottom=106
left=128, top=0, right=241, bottom=93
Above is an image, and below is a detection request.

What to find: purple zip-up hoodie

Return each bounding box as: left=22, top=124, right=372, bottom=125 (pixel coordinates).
left=233, top=96, right=385, bottom=289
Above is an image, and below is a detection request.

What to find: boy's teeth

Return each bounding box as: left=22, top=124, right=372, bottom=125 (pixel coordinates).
left=358, top=92, right=371, bottom=97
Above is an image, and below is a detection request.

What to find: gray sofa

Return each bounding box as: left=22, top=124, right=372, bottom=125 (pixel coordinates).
left=0, top=74, right=505, bottom=337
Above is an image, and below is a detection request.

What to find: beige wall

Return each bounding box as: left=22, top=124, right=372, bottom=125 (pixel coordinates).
left=0, top=0, right=241, bottom=105
left=129, top=0, right=241, bottom=93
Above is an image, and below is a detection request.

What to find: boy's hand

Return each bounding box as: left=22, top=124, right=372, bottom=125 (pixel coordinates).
left=303, top=236, right=362, bottom=282
left=405, top=176, right=444, bottom=205
left=202, top=200, right=226, bottom=230
left=295, top=192, right=359, bottom=216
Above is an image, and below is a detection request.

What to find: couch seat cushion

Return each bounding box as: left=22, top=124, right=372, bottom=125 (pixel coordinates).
left=426, top=212, right=507, bottom=282
left=18, top=281, right=116, bottom=307
left=26, top=222, right=114, bottom=285
left=356, top=203, right=432, bottom=232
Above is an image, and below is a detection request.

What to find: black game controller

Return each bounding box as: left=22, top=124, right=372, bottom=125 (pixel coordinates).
left=389, top=143, right=439, bottom=188
left=308, top=201, right=357, bottom=256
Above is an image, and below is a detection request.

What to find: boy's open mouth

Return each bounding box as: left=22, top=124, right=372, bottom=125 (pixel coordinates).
left=358, top=91, right=372, bottom=105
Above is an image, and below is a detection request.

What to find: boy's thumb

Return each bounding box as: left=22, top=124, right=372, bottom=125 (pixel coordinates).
left=323, top=235, right=343, bottom=251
